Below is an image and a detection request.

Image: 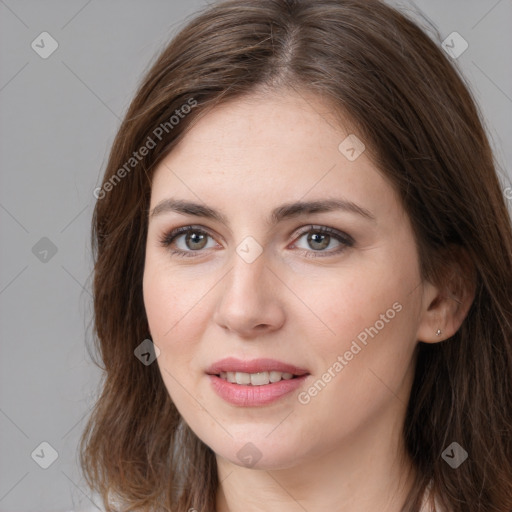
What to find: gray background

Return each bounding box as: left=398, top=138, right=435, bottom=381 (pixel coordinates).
left=0, top=1, right=511, bottom=511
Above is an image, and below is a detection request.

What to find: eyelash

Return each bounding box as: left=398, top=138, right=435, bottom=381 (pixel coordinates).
left=158, top=224, right=355, bottom=259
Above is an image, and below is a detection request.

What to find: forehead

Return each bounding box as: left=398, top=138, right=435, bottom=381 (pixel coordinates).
left=149, top=89, right=399, bottom=224
left=171, top=89, right=349, bottom=153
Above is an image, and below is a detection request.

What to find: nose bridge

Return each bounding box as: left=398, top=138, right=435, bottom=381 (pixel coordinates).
left=225, top=241, right=271, bottom=303
left=213, top=238, right=285, bottom=334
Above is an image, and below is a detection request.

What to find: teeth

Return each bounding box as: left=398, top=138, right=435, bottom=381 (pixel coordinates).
left=235, top=372, right=251, bottom=385
left=218, top=370, right=296, bottom=385
left=269, top=370, right=282, bottom=383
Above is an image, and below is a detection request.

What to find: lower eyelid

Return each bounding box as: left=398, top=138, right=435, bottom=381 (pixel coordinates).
left=291, top=235, right=352, bottom=257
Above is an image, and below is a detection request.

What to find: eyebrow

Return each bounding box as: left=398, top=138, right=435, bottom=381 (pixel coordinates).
left=149, top=197, right=376, bottom=226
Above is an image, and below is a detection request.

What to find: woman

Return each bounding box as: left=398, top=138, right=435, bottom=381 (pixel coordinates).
left=80, top=1, right=512, bottom=511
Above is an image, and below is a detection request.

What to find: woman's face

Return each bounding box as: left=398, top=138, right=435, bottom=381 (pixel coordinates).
left=143, top=89, right=432, bottom=470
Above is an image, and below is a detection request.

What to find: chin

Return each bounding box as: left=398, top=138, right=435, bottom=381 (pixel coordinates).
left=207, top=433, right=307, bottom=471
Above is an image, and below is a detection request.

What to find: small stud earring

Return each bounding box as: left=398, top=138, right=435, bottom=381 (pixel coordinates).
left=436, top=329, right=442, bottom=336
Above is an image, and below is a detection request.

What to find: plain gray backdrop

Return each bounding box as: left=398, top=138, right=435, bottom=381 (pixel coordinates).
left=1, top=1, right=511, bottom=511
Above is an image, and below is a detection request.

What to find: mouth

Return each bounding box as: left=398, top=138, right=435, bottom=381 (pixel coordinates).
left=206, top=357, right=310, bottom=391
left=206, top=359, right=311, bottom=407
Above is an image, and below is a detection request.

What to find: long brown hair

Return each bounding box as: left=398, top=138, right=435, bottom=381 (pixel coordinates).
left=80, top=1, right=512, bottom=510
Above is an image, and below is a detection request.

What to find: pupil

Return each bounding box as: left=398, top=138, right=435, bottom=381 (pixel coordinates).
left=187, top=232, right=206, bottom=250
left=309, top=233, right=329, bottom=250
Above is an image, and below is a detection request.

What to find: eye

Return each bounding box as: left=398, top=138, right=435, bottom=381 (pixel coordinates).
left=290, top=225, right=354, bottom=257
left=159, top=224, right=354, bottom=259
left=159, top=225, right=219, bottom=258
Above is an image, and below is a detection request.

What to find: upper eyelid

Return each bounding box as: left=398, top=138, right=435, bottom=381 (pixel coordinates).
left=164, top=225, right=221, bottom=243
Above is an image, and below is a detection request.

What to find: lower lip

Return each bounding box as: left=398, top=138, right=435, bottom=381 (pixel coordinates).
left=208, top=374, right=309, bottom=406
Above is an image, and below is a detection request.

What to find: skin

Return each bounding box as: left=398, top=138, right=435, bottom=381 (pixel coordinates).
left=142, top=88, right=472, bottom=512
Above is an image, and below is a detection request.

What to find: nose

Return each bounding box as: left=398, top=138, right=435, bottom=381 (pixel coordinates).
left=212, top=247, right=286, bottom=338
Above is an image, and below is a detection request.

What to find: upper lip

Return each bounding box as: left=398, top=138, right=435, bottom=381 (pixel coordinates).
left=206, top=357, right=309, bottom=376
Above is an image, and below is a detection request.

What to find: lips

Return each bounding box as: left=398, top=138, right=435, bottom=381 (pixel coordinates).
left=206, top=357, right=309, bottom=376
left=206, top=357, right=310, bottom=406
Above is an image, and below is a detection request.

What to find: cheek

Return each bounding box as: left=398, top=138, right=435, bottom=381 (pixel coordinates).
left=143, top=256, right=210, bottom=342
left=292, top=255, right=421, bottom=406
left=289, top=259, right=416, bottom=352
left=295, top=262, right=420, bottom=423
left=143, top=265, right=208, bottom=413
left=142, top=263, right=208, bottom=391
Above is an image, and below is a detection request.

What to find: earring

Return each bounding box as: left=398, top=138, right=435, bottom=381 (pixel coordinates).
left=436, top=329, right=442, bottom=336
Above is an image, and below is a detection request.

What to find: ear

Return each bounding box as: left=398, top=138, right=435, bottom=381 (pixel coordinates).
left=416, top=246, right=476, bottom=343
